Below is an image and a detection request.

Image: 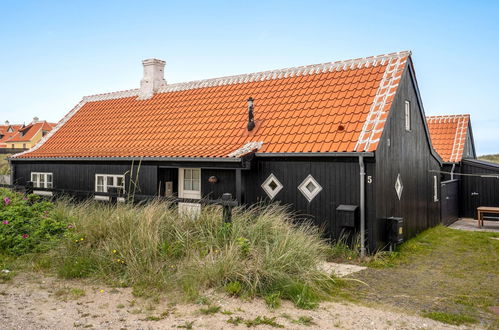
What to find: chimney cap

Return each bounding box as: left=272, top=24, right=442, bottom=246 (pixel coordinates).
left=142, top=58, right=166, bottom=65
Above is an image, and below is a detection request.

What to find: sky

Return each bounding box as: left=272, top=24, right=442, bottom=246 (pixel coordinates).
left=0, top=0, right=498, bottom=155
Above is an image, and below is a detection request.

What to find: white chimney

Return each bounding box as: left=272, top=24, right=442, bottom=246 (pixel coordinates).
left=4, top=120, right=9, bottom=125
left=138, top=58, right=167, bottom=100
left=33, top=116, right=39, bottom=123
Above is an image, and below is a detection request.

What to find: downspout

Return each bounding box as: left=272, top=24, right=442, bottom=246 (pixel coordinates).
left=359, top=155, right=366, bottom=257
left=450, top=163, right=456, bottom=180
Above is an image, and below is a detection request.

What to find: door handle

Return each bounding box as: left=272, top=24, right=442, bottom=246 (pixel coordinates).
left=471, top=192, right=479, bottom=196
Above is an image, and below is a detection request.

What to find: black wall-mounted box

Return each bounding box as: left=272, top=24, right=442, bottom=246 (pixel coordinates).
left=386, top=217, right=404, bottom=244
left=336, top=204, right=359, bottom=228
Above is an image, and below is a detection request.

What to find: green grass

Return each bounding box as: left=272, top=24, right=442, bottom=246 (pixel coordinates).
left=340, top=225, right=499, bottom=327
left=45, top=200, right=336, bottom=308
left=478, top=154, right=499, bottom=164
left=228, top=316, right=284, bottom=328
left=422, top=311, right=477, bottom=325
left=198, top=305, right=221, bottom=315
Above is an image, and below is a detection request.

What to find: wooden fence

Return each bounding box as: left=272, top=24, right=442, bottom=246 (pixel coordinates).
left=0, top=183, right=238, bottom=222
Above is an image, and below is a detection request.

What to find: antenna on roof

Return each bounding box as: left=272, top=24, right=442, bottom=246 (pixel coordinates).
left=247, top=97, right=255, bottom=131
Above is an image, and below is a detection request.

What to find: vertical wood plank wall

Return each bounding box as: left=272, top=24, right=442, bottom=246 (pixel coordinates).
left=374, top=62, right=441, bottom=245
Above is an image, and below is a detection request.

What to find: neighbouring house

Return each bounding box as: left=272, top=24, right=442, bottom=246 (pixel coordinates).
left=427, top=114, right=499, bottom=223
left=0, top=119, right=56, bottom=152
left=0, top=121, right=24, bottom=151
left=10, top=51, right=443, bottom=252
left=427, top=114, right=476, bottom=180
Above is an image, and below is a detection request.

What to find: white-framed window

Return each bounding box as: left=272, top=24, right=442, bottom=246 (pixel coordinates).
left=178, top=168, right=201, bottom=200
left=95, top=174, right=125, bottom=193
left=433, top=175, right=439, bottom=202
left=261, top=173, right=283, bottom=200
left=182, top=168, right=201, bottom=192
left=395, top=173, right=403, bottom=200
left=298, top=174, right=323, bottom=202
left=31, top=172, right=53, bottom=188
left=405, top=100, right=411, bottom=131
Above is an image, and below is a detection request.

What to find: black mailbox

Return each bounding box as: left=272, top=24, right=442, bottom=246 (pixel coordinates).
left=336, top=204, right=359, bottom=228
left=386, top=217, right=404, bottom=244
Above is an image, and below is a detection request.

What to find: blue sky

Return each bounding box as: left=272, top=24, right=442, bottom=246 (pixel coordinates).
left=0, top=0, right=498, bottom=154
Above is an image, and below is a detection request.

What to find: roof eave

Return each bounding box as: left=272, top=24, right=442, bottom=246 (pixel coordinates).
left=9, top=156, right=242, bottom=162
left=255, top=152, right=375, bottom=158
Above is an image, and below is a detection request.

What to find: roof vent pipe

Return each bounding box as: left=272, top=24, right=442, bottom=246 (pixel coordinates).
left=247, top=97, right=255, bottom=131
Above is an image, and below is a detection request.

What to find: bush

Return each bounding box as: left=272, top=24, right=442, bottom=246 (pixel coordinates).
left=0, top=188, right=68, bottom=255
left=51, top=200, right=336, bottom=308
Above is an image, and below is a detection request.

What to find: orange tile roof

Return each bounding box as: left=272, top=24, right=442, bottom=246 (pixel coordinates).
left=14, top=51, right=410, bottom=159
left=6, top=121, right=55, bottom=143
left=0, top=124, right=24, bottom=145
left=426, top=115, right=470, bottom=163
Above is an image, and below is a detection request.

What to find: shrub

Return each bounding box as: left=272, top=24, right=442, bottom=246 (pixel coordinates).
left=0, top=188, right=68, bottom=255
left=51, top=200, right=336, bottom=308
left=224, top=281, right=243, bottom=296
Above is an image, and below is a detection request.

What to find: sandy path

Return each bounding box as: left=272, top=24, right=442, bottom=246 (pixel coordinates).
left=0, top=272, right=470, bottom=329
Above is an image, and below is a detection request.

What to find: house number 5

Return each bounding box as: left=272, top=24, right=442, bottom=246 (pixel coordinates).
left=367, top=176, right=373, bottom=184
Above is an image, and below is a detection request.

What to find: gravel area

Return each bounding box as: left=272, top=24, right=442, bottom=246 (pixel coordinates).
left=0, top=272, right=469, bottom=329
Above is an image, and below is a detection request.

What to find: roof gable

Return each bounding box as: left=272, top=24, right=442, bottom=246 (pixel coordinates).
left=14, top=51, right=410, bottom=159
left=426, top=114, right=471, bottom=163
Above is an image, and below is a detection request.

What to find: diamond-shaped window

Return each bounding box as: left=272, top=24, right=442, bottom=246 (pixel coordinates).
left=395, top=173, right=403, bottom=200
left=261, top=174, right=283, bottom=199
left=298, top=175, right=323, bottom=202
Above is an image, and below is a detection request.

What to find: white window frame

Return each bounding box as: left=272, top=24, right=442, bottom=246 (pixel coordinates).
left=31, top=172, right=53, bottom=189
left=261, top=173, right=283, bottom=200
left=395, top=173, right=404, bottom=200
left=405, top=100, right=411, bottom=131
left=433, top=175, right=439, bottom=202
left=178, top=168, right=201, bottom=199
left=298, top=174, right=323, bottom=202
left=94, top=174, right=125, bottom=193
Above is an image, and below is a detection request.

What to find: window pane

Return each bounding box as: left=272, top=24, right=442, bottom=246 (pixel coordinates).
left=107, top=176, right=114, bottom=186
left=117, top=177, right=124, bottom=188
left=47, top=181, right=53, bottom=188
left=40, top=175, right=45, bottom=185
left=96, top=185, right=104, bottom=192
left=192, top=179, right=200, bottom=191
left=184, top=179, right=192, bottom=191
left=185, top=169, right=192, bottom=180
left=32, top=173, right=38, bottom=184
left=97, top=176, right=103, bottom=185
left=193, top=169, right=200, bottom=180
left=47, top=174, right=53, bottom=184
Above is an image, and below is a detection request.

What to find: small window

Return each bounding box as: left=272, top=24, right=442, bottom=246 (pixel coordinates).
left=183, top=168, right=201, bottom=192
left=11, top=144, right=14, bottom=149
left=22, top=143, right=26, bottom=149
left=433, top=175, right=439, bottom=202
left=31, top=172, right=53, bottom=188
left=261, top=173, right=283, bottom=199
left=405, top=100, right=411, bottom=131
left=95, top=174, right=125, bottom=193
left=298, top=175, right=323, bottom=202
left=395, top=173, right=403, bottom=200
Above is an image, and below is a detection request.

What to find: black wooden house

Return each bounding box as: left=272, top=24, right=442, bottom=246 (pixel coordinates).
left=10, top=51, right=443, bottom=253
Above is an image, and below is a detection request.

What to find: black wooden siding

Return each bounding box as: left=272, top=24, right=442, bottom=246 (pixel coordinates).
left=460, top=159, right=499, bottom=218
left=12, top=161, right=158, bottom=196
left=374, top=61, right=441, bottom=247
left=243, top=157, right=376, bottom=244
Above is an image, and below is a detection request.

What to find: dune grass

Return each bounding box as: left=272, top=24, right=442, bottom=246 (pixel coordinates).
left=0, top=154, right=11, bottom=175
left=478, top=154, right=499, bottom=164
left=45, top=200, right=336, bottom=308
